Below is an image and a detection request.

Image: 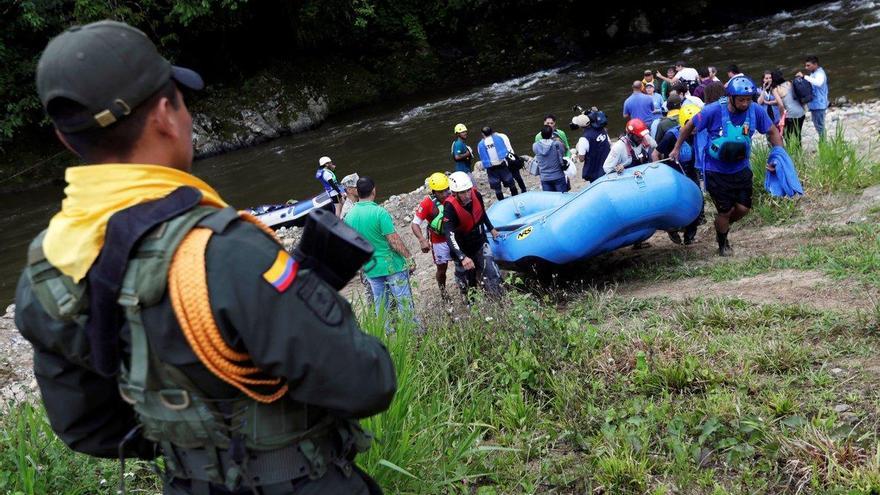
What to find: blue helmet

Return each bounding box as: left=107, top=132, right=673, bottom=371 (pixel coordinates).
left=727, top=75, right=757, bottom=97
left=588, top=109, right=608, bottom=129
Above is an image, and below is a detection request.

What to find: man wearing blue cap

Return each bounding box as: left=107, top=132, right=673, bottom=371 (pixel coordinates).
left=15, top=20, right=394, bottom=494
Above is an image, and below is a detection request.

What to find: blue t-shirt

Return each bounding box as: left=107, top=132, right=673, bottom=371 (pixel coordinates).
left=451, top=138, right=471, bottom=172
left=693, top=100, right=773, bottom=174
left=623, top=92, right=657, bottom=126
left=651, top=93, right=664, bottom=115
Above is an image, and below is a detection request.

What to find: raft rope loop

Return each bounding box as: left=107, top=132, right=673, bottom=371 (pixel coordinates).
left=499, top=161, right=669, bottom=240
left=168, top=212, right=288, bottom=403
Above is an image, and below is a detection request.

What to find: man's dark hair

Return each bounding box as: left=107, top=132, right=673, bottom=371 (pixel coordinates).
left=672, top=81, right=689, bottom=95
left=356, top=176, right=375, bottom=199
left=698, top=67, right=710, bottom=79
left=702, top=82, right=726, bottom=104
left=675, top=61, right=685, bottom=67
left=805, top=55, right=819, bottom=65
left=540, top=125, right=553, bottom=139
left=726, top=64, right=740, bottom=74
left=481, top=126, right=493, bottom=136
left=544, top=114, right=556, bottom=122
left=666, top=66, right=676, bottom=74
left=49, top=80, right=180, bottom=162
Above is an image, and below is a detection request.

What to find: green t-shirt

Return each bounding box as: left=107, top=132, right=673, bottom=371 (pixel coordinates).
left=344, top=201, right=406, bottom=278
left=534, top=128, right=571, bottom=158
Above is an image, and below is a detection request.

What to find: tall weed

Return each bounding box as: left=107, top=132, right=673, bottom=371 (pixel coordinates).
left=803, top=125, right=880, bottom=191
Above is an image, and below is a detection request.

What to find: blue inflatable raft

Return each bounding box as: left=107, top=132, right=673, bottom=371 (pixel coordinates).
left=487, top=163, right=703, bottom=267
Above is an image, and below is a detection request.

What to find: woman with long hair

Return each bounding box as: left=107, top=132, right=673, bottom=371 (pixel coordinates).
left=758, top=70, right=786, bottom=127
left=775, top=70, right=806, bottom=146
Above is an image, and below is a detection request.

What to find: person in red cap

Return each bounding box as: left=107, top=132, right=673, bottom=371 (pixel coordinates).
left=602, top=118, right=657, bottom=175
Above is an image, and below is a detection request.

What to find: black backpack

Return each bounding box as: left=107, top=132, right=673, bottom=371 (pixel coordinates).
left=792, top=77, right=813, bottom=105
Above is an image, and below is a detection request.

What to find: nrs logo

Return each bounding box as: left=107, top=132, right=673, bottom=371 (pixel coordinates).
left=516, top=226, right=533, bottom=240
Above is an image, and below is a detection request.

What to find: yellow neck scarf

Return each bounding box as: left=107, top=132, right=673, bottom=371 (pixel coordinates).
left=44, top=164, right=228, bottom=282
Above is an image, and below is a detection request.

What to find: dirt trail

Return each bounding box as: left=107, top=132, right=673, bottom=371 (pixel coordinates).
left=617, top=269, right=874, bottom=311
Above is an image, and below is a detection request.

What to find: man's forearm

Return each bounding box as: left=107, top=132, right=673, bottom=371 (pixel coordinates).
left=387, top=233, right=411, bottom=259
left=767, top=126, right=784, bottom=147
left=410, top=222, right=426, bottom=242
left=676, top=121, right=695, bottom=148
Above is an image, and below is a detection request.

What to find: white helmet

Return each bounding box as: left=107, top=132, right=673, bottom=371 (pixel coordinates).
left=318, top=156, right=333, bottom=167
left=448, top=171, right=473, bottom=192
left=571, top=113, right=590, bottom=128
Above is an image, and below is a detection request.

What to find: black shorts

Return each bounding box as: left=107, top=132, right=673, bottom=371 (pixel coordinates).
left=706, top=167, right=753, bottom=213
left=329, top=194, right=341, bottom=204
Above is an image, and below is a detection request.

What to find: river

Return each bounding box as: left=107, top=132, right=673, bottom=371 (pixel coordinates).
left=1, top=0, right=878, bottom=304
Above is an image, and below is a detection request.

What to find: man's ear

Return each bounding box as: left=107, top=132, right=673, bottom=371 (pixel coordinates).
left=150, top=95, right=179, bottom=140
left=55, top=129, right=82, bottom=157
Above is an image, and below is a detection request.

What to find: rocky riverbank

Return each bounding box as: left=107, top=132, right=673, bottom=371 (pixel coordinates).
left=2, top=99, right=879, bottom=405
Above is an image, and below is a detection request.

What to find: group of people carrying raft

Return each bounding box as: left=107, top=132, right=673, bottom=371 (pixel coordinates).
left=440, top=72, right=786, bottom=265
left=310, top=70, right=799, bottom=302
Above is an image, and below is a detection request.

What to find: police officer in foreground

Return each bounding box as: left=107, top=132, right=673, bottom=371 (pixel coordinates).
left=14, top=20, right=396, bottom=494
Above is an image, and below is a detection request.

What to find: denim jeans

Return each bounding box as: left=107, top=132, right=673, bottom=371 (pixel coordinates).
left=541, top=177, right=568, bottom=192
left=453, top=242, right=504, bottom=298
left=367, top=270, right=419, bottom=332
left=810, top=109, right=826, bottom=139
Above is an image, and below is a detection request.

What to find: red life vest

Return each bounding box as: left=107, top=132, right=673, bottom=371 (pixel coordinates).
left=444, top=189, right=484, bottom=234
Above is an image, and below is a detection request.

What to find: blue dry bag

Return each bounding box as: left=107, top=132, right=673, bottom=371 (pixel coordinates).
left=708, top=98, right=754, bottom=163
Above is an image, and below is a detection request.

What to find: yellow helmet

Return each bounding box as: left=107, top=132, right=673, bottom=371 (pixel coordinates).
left=427, top=172, right=449, bottom=191
left=453, top=123, right=467, bottom=134
left=678, top=104, right=701, bottom=128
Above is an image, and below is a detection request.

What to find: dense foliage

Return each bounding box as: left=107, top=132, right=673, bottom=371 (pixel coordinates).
left=0, top=0, right=818, bottom=153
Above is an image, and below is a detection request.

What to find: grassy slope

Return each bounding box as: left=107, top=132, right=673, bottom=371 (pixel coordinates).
left=2, top=131, right=880, bottom=494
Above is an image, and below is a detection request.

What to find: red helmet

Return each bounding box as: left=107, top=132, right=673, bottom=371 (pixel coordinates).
left=626, top=118, right=649, bottom=138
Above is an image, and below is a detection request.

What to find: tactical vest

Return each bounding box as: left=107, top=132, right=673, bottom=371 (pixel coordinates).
left=26, top=201, right=370, bottom=492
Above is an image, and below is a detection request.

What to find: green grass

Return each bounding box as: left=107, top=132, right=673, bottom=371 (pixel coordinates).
left=0, top=401, right=159, bottom=494
left=4, top=291, right=880, bottom=494
left=613, top=222, right=880, bottom=288
left=748, top=126, right=880, bottom=226
left=2, top=136, right=879, bottom=494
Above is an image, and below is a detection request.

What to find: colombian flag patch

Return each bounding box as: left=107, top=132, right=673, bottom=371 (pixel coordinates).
left=262, top=250, right=298, bottom=293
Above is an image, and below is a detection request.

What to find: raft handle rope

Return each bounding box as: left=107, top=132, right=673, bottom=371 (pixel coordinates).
left=494, top=160, right=671, bottom=241
left=168, top=212, right=290, bottom=404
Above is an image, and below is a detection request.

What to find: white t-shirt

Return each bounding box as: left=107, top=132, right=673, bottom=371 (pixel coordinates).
left=674, top=67, right=699, bottom=82
left=724, top=73, right=744, bottom=87
left=480, top=133, right=514, bottom=166
left=576, top=137, right=589, bottom=158
left=602, top=136, right=657, bottom=174
left=684, top=94, right=704, bottom=108
left=341, top=198, right=356, bottom=218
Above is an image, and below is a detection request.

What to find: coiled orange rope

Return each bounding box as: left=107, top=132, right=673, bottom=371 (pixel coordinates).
left=168, top=213, right=288, bottom=403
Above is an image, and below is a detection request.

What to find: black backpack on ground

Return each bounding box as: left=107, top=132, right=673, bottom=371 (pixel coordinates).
left=792, top=77, right=813, bottom=105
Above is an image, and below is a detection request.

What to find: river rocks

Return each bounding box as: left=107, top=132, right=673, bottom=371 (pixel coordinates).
left=0, top=304, right=37, bottom=407
left=190, top=77, right=329, bottom=158
left=796, top=99, right=880, bottom=150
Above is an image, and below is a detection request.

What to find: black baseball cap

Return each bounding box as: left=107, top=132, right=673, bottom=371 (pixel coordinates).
left=36, top=20, right=204, bottom=133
